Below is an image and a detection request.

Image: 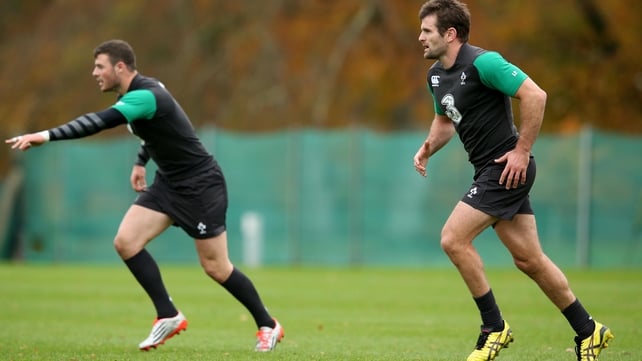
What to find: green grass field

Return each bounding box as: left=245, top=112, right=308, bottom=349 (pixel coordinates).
left=0, top=264, right=639, bottom=361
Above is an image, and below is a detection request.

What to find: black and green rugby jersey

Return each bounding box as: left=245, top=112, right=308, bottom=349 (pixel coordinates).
left=113, top=75, right=216, bottom=179
left=47, top=74, right=216, bottom=180
left=427, top=43, right=528, bottom=171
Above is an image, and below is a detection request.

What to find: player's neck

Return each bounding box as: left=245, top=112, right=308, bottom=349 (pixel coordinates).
left=440, top=41, right=464, bottom=69
left=117, top=71, right=139, bottom=95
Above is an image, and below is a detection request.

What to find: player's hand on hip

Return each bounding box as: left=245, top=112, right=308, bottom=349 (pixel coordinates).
left=5, top=133, right=47, bottom=151
left=495, top=149, right=529, bottom=189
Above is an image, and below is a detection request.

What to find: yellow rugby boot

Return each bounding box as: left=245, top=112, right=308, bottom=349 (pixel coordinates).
left=467, top=321, right=514, bottom=361
left=574, top=321, right=614, bottom=361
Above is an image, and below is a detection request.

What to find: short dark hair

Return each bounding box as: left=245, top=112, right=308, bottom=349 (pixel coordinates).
left=93, top=39, right=137, bottom=70
left=419, top=0, right=470, bottom=43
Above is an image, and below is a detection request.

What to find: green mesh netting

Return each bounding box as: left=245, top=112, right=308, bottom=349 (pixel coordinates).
left=15, top=128, right=642, bottom=267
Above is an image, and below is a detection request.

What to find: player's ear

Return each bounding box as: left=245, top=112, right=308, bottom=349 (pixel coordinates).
left=115, top=61, right=125, bottom=74
left=446, top=27, right=457, bottom=42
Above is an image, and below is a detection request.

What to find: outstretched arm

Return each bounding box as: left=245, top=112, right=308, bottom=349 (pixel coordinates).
left=413, top=114, right=456, bottom=177
left=5, top=108, right=126, bottom=151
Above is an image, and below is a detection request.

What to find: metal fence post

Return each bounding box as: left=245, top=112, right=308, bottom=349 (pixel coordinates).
left=576, top=125, right=593, bottom=267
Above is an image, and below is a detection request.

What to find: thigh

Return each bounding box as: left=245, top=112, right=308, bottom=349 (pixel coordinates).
left=194, top=231, right=233, bottom=281
left=443, top=201, right=497, bottom=243
left=494, top=214, right=544, bottom=260
left=194, top=231, right=230, bottom=262
left=117, top=204, right=173, bottom=249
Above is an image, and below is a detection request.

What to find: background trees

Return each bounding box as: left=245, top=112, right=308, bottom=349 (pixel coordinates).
left=0, top=0, right=640, bottom=173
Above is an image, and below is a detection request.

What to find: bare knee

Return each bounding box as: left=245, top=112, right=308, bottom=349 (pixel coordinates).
left=513, top=254, right=547, bottom=277
left=440, top=227, right=467, bottom=257
left=113, top=234, right=129, bottom=259
left=113, top=233, right=143, bottom=260
left=201, top=259, right=233, bottom=283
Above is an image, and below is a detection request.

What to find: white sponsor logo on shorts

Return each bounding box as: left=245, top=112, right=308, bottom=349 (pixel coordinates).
left=197, top=222, right=207, bottom=235
left=467, top=186, right=478, bottom=199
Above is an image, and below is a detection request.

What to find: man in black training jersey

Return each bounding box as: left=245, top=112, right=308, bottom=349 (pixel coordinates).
left=412, top=1, right=612, bottom=361
left=6, top=39, right=284, bottom=352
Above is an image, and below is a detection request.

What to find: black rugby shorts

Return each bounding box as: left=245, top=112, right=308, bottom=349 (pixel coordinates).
left=461, top=156, right=536, bottom=220
left=134, top=166, right=228, bottom=239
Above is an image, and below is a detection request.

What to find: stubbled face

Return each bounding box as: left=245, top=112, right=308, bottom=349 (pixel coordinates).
left=92, top=53, right=120, bottom=92
left=418, top=14, right=447, bottom=60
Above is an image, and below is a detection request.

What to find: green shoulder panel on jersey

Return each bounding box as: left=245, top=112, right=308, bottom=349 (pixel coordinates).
left=474, top=52, right=528, bottom=97
left=111, top=89, right=157, bottom=123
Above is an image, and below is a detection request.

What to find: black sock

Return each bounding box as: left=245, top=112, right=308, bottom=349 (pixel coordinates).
left=221, top=267, right=274, bottom=329
left=562, top=299, right=595, bottom=338
left=124, top=249, right=178, bottom=319
left=474, top=289, right=504, bottom=331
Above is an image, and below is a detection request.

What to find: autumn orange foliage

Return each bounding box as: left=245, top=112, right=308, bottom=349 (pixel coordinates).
left=0, top=1, right=639, bottom=138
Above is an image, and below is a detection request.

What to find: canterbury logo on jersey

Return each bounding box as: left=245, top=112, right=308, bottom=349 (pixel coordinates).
left=431, top=75, right=440, bottom=87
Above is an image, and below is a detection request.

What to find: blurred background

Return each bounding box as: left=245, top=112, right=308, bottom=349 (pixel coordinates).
left=0, top=0, right=640, bottom=268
